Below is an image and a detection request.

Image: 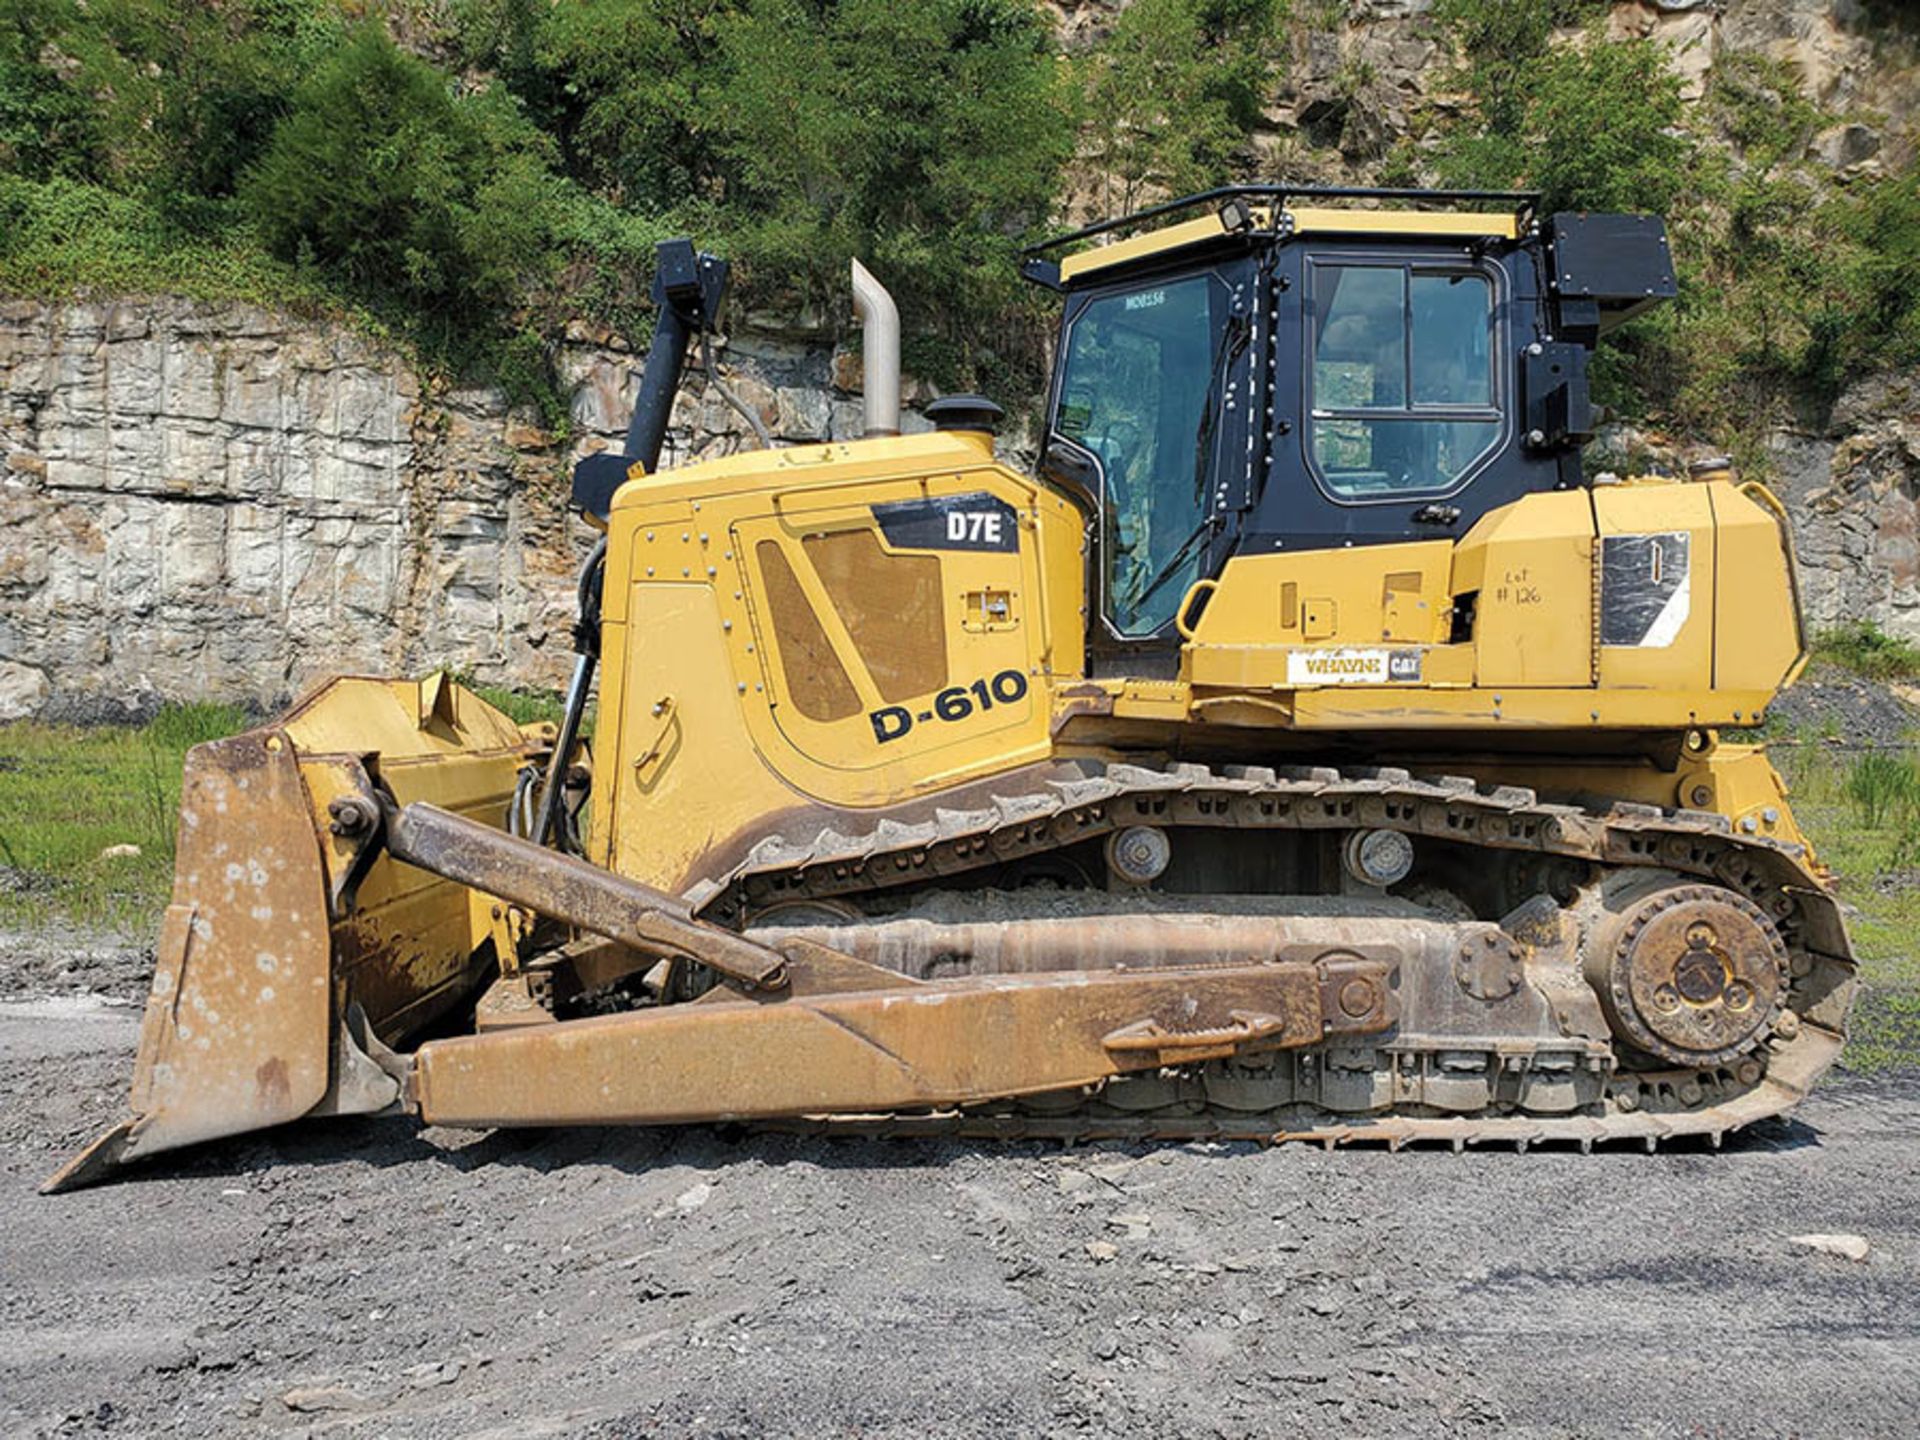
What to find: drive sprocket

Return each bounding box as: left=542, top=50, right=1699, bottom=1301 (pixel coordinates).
left=1585, top=881, right=1788, bottom=1067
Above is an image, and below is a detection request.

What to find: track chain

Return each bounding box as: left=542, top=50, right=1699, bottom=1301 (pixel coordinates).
left=689, top=760, right=1856, bottom=1150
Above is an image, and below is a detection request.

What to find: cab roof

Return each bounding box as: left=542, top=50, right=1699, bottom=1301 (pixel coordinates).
left=1024, top=185, right=1540, bottom=288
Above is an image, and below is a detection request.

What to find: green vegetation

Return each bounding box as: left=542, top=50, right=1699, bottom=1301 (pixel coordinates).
left=1429, top=1, right=1920, bottom=454
left=1842, top=749, right=1920, bottom=829
left=1773, top=744, right=1920, bottom=1072
left=1077, top=0, right=1290, bottom=212
left=0, top=0, right=1913, bottom=459
left=0, top=703, right=249, bottom=934
left=456, top=0, right=1084, bottom=391
left=471, top=682, right=572, bottom=730
left=1432, top=0, right=1687, bottom=215
left=0, top=684, right=580, bottom=936
left=0, top=0, right=1308, bottom=406
left=245, top=31, right=567, bottom=338
left=0, top=0, right=1097, bottom=406
left=1812, top=620, right=1920, bottom=682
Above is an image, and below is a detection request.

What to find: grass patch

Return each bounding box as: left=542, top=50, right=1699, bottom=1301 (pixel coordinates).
left=0, top=702, right=249, bottom=937
left=1777, top=743, right=1920, bottom=1073
left=1811, top=620, right=1920, bottom=682
left=471, top=683, right=573, bottom=730
left=1842, top=749, right=1920, bottom=829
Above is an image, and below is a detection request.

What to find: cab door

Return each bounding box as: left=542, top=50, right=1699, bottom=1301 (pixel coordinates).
left=1047, top=258, right=1258, bottom=674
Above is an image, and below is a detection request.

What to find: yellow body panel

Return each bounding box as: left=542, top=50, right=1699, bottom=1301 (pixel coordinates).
left=594, top=582, right=808, bottom=891
left=1287, top=207, right=1521, bottom=239
left=1184, top=541, right=1455, bottom=690
left=1453, top=490, right=1595, bottom=689
left=1713, top=483, right=1807, bottom=690
left=1061, top=213, right=1250, bottom=282
left=1170, top=482, right=1795, bottom=729
left=1593, top=483, right=1715, bottom=691
left=585, top=428, right=1807, bottom=892
left=589, top=430, right=1087, bottom=890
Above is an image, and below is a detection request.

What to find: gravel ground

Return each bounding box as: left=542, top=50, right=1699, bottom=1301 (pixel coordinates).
left=1769, top=662, right=1920, bottom=748
left=4, top=937, right=1920, bottom=1439
left=0, top=928, right=150, bottom=1003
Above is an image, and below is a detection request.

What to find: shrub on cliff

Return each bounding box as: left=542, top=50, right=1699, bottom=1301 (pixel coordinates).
left=0, top=0, right=115, bottom=183
left=713, top=0, right=1072, bottom=312
left=0, top=0, right=340, bottom=218
left=1074, top=0, right=1290, bottom=213
left=240, top=26, right=566, bottom=340
left=1432, top=2, right=1689, bottom=215
left=1614, top=59, right=1920, bottom=444
left=456, top=0, right=727, bottom=215
left=456, top=0, right=1076, bottom=379
left=1842, top=170, right=1920, bottom=370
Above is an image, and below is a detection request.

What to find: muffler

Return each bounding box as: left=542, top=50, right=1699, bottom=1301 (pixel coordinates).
left=851, top=257, right=900, bottom=436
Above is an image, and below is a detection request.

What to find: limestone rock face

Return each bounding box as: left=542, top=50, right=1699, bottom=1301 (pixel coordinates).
left=0, top=658, right=49, bottom=721
left=0, top=297, right=940, bottom=719
left=0, top=297, right=592, bottom=718
left=1773, top=375, right=1920, bottom=636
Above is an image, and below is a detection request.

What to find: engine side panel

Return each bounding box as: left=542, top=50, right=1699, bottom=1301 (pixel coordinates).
left=590, top=432, right=1087, bottom=891
left=1175, top=478, right=1800, bottom=732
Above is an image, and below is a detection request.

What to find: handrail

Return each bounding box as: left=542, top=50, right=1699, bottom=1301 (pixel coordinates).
left=1022, top=184, right=1542, bottom=257
left=1174, top=577, right=1220, bottom=641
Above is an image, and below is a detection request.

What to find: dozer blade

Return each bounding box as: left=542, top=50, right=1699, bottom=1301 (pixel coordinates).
left=47, top=676, right=542, bottom=1194
left=46, top=731, right=337, bottom=1192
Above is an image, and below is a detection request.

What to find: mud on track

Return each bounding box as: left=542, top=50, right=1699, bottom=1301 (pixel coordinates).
left=4, top=946, right=1920, bottom=1438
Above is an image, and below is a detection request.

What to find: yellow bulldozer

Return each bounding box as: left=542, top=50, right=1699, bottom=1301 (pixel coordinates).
left=50, top=186, right=1855, bottom=1191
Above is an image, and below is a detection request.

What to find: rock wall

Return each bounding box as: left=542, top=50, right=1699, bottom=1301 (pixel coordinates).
left=1228, top=0, right=1911, bottom=186
left=0, top=299, right=908, bottom=720
left=1591, top=373, right=1920, bottom=635
left=1772, top=374, right=1920, bottom=630
left=2, top=0, right=1917, bottom=720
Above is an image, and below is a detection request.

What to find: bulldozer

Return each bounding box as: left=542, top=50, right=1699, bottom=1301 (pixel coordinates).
left=50, top=185, right=1856, bottom=1191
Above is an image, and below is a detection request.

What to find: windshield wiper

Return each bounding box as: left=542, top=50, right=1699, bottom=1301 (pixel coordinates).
left=1128, top=307, right=1251, bottom=619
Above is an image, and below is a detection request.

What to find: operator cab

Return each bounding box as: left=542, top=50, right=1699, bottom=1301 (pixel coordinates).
left=1023, top=188, right=1676, bottom=673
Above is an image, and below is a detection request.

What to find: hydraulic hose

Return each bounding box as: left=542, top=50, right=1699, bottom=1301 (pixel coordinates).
left=533, top=536, right=607, bottom=852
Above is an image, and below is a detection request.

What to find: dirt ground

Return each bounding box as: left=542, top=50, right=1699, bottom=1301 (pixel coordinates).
left=3, top=938, right=1919, bottom=1439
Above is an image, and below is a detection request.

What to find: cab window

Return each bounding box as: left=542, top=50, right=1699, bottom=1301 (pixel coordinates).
left=1054, top=274, right=1224, bottom=636
left=1309, top=262, right=1500, bottom=499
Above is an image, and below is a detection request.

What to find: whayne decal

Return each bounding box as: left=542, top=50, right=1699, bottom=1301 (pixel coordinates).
left=1285, top=648, right=1424, bottom=686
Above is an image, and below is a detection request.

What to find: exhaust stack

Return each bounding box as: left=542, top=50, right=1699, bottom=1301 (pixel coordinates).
left=850, top=258, right=900, bottom=437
